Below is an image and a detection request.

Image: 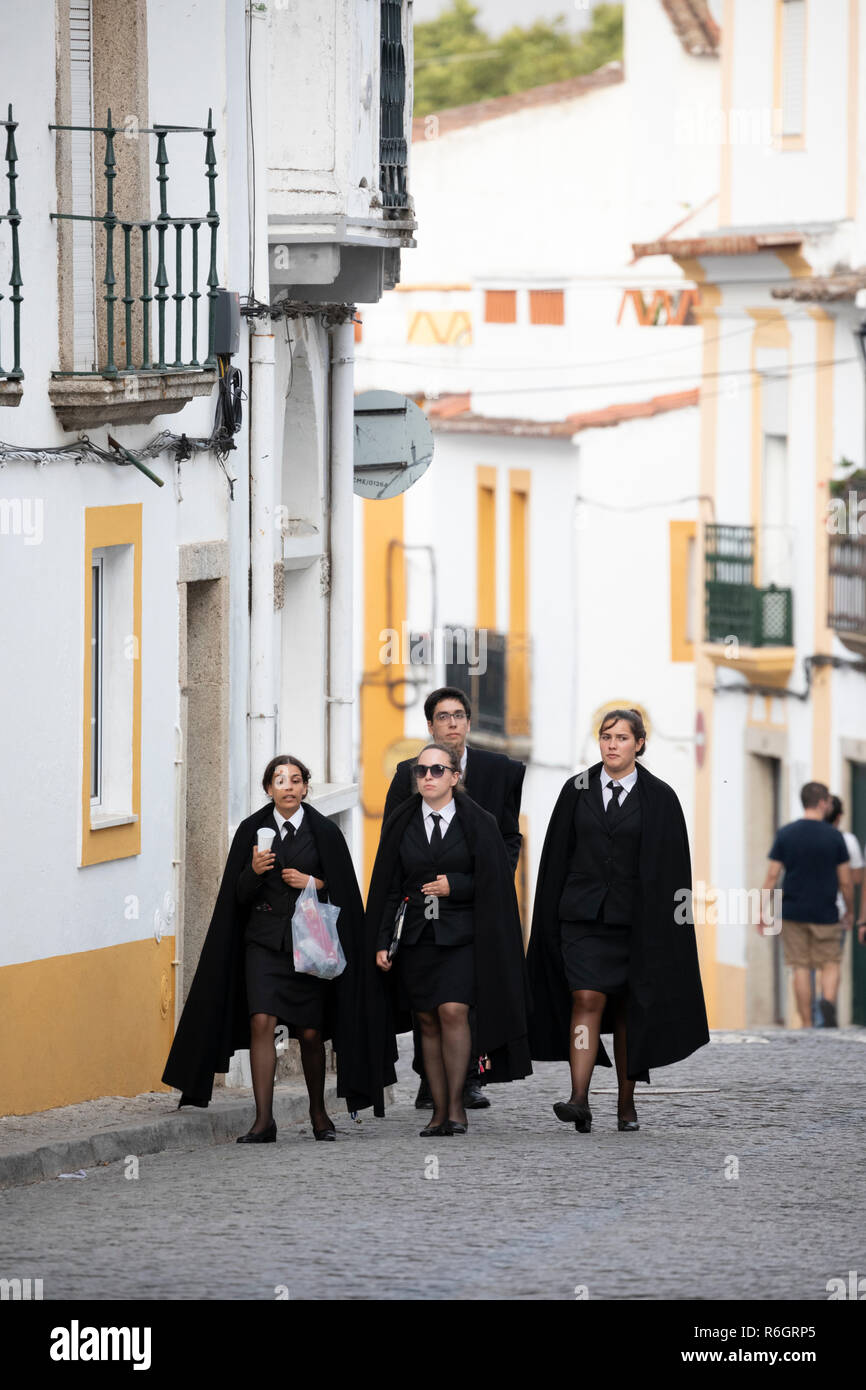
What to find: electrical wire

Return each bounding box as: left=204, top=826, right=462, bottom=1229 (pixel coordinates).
left=410, top=352, right=856, bottom=399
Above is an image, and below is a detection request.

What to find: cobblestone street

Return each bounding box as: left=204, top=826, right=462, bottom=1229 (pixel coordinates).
left=2, top=1030, right=864, bottom=1301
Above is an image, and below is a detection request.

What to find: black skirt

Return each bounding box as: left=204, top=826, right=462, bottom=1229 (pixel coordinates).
left=560, top=920, right=630, bottom=995
left=245, top=939, right=328, bottom=1033
left=398, top=925, right=475, bottom=1011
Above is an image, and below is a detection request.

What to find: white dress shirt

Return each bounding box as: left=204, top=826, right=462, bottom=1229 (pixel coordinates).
left=459, top=747, right=468, bottom=777
left=274, top=804, right=304, bottom=839
left=601, top=766, right=638, bottom=811
left=423, top=797, right=456, bottom=842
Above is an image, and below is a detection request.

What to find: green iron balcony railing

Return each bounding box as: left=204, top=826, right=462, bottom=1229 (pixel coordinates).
left=0, top=104, right=22, bottom=382
left=705, top=523, right=794, bottom=647
left=49, top=109, right=219, bottom=378
left=829, top=534, right=866, bottom=640
left=380, top=1, right=408, bottom=213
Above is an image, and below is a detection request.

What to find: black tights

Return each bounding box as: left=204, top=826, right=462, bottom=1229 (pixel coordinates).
left=567, top=990, right=636, bottom=1120
left=416, top=1002, right=472, bottom=1126
left=248, top=1013, right=332, bottom=1132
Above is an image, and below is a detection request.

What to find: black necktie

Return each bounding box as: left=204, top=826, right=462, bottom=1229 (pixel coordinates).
left=282, top=821, right=295, bottom=842
left=606, top=783, right=624, bottom=817
left=429, top=812, right=443, bottom=851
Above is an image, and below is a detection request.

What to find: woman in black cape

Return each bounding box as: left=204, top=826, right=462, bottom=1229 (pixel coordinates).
left=366, top=741, right=532, bottom=1131
left=162, top=755, right=376, bottom=1138
left=526, top=708, right=709, bottom=1133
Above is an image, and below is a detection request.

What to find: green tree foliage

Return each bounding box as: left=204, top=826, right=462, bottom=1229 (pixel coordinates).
left=413, top=2, right=623, bottom=117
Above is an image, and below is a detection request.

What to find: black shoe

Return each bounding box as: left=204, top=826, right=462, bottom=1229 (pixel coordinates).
left=419, top=1122, right=447, bottom=1137
left=553, top=1100, right=592, bottom=1133
left=313, top=1126, right=336, bottom=1142
left=237, top=1119, right=276, bottom=1144
left=444, top=1118, right=468, bottom=1135
left=463, top=1081, right=490, bottom=1109
left=617, top=1116, right=640, bottom=1132
left=819, top=998, right=838, bottom=1028
left=414, top=1079, right=434, bottom=1109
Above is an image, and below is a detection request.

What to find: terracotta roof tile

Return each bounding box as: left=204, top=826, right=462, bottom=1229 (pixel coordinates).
left=425, top=388, right=699, bottom=437
left=411, top=63, right=623, bottom=141
left=659, top=0, right=720, bottom=56
left=632, top=232, right=803, bottom=260
left=771, top=271, right=866, bottom=302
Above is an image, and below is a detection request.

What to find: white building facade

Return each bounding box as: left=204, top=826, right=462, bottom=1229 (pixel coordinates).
left=353, top=0, right=721, bottom=920
left=0, top=0, right=414, bottom=1114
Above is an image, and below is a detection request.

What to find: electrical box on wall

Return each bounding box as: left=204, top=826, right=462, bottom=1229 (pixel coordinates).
left=214, top=289, right=241, bottom=355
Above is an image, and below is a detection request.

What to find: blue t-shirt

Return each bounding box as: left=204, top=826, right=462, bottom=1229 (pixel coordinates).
left=768, top=819, right=849, bottom=924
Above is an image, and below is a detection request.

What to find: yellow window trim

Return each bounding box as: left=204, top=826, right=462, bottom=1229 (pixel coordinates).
left=507, top=471, right=530, bottom=737
left=477, top=466, right=497, bottom=631
left=81, top=504, right=142, bottom=866
left=670, top=519, right=697, bottom=663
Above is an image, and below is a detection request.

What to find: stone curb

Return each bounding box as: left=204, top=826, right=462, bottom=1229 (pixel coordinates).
left=0, top=1082, right=343, bottom=1191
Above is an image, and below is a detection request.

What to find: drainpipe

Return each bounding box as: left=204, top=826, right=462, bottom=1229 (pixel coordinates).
left=247, top=1, right=275, bottom=809
left=327, top=319, right=355, bottom=839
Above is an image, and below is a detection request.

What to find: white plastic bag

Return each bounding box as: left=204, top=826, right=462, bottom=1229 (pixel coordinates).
left=291, top=877, right=346, bottom=979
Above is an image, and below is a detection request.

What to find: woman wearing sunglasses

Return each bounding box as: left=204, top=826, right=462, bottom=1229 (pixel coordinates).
left=366, top=742, right=532, bottom=1134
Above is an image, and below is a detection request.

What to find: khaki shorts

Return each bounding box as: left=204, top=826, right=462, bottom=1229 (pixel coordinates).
left=781, top=920, right=844, bottom=970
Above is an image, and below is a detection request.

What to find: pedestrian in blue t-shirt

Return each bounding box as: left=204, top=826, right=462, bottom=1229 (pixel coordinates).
left=760, top=781, right=853, bottom=1028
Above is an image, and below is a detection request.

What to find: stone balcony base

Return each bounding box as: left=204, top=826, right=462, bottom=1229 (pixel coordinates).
left=0, top=378, right=23, bottom=407
left=49, top=369, right=217, bottom=430
left=703, top=642, right=797, bottom=688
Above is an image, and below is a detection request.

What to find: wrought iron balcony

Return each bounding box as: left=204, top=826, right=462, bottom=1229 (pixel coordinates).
left=705, top=524, right=793, bottom=647
left=380, top=1, right=409, bottom=214
left=0, top=104, right=22, bottom=403
left=444, top=627, right=531, bottom=742
left=50, top=109, right=218, bottom=376
left=829, top=534, right=866, bottom=651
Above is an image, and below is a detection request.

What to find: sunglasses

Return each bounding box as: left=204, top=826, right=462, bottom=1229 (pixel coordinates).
left=413, top=763, right=452, bottom=779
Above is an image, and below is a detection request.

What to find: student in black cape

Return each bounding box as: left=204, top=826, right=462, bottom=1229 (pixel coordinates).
left=383, top=685, right=525, bottom=1110
left=367, top=741, right=532, bottom=1132
left=162, top=754, right=377, bottom=1139
left=526, top=708, right=709, bottom=1133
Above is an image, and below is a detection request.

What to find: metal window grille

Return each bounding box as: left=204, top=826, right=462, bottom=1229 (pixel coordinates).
left=379, top=1, right=408, bottom=213
left=828, top=535, right=866, bottom=638
left=50, top=109, right=220, bottom=377
left=445, top=628, right=507, bottom=736
left=0, top=104, right=22, bottom=381
left=705, top=524, right=793, bottom=646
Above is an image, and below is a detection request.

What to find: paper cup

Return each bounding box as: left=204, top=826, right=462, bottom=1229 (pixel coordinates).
left=257, top=827, right=276, bottom=852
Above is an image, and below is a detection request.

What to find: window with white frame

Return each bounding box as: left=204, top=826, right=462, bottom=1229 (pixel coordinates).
left=89, top=543, right=135, bottom=823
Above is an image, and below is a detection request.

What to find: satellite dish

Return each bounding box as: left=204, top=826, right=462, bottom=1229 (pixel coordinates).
left=353, top=390, right=434, bottom=499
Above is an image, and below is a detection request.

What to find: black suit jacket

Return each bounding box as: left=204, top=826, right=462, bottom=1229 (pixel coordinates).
left=235, top=811, right=327, bottom=951
left=558, top=771, right=642, bottom=924
left=382, top=745, right=524, bottom=872
left=376, top=807, right=475, bottom=950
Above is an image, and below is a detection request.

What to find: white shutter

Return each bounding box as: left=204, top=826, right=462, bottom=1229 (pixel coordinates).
left=780, top=0, right=806, bottom=138
left=70, top=1, right=97, bottom=371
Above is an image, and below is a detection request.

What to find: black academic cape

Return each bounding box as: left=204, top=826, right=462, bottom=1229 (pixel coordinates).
left=364, top=789, right=533, bottom=1115
left=526, top=762, right=709, bottom=1081
left=162, top=800, right=375, bottom=1112
left=383, top=746, right=525, bottom=873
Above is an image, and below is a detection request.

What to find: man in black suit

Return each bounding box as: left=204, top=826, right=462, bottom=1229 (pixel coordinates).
left=382, top=685, right=525, bottom=1108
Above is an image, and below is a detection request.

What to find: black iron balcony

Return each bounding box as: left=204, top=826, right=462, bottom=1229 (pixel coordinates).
left=445, top=627, right=530, bottom=740
left=705, top=524, right=793, bottom=647
left=0, top=104, right=22, bottom=400
left=49, top=109, right=219, bottom=378
left=380, top=1, right=408, bottom=213
left=829, top=534, right=866, bottom=650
